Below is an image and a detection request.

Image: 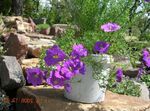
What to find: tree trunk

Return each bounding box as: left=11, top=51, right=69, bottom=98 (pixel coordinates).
left=11, top=0, right=24, bottom=15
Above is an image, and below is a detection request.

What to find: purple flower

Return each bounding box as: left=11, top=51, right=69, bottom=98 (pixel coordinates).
left=43, top=70, right=48, bottom=81
left=64, top=83, right=72, bottom=93
left=74, top=59, right=86, bottom=75
left=71, top=44, right=88, bottom=59
left=63, top=59, right=86, bottom=75
left=142, top=49, right=149, bottom=57
left=137, top=68, right=144, bottom=79
left=116, top=68, right=123, bottom=82
left=101, top=22, right=121, bottom=32
left=94, top=41, right=110, bottom=54
left=143, top=57, right=150, bottom=67
left=44, top=45, right=67, bottom=66
left=26, top=68, right=44, bottom=86
left=46, top=70, right=64, bottom=89
left=54, top=65, right=74, bottom=80
left=142, top=49, right=150, bottom=67
left=145, top=0, right=150, bottom=2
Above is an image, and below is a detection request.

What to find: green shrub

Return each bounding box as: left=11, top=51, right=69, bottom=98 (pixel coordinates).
left=56, top=29, right=77, bottom=54
left=56, top=29, right=129, bottom=56
left=141, top=74, right=150, bottom=88
left=128, top=41, right=150, bottom=67
left=36, top=24, right=49, bottom=32
left=107, top=71, right=141, bottom=97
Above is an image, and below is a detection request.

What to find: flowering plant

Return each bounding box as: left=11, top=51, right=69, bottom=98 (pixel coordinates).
left=98, top=22, right=140, bottom=96
left=26, top=22, right=120, bottom=92
left=136, top=49, right=150, bottom=88
left=26, top=39, right=112, bottom=91
left=26, top=44, right=88, bottom=92
left=144, top=0, right=150, bottom=2
left=136, top=49, right=150, bottom=79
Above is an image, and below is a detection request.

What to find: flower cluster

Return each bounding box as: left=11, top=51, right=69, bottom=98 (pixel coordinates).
left=116, top=68, right=123, bottom=82
left=145, top=0, right=150, bottom=2
left=26, top=44, right=88, bottom=93
left=137, top=49, right=150, bottom=79
left=101, top=22, right=121, bottom=32
left=94, top=41, right=110, bottom=54
left=100, top=22, right=123, bottom=82
left=26, top=22, right=120, bottom=92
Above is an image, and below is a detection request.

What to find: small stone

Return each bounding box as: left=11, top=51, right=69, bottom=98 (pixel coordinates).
left=25, top=33, right=54, bottom=39
left=0, top=17, right=5, bottom=31
left=112, top=55, right=133, bottom=71
left=50, top=24, right=77, bottom=37
left=4, top=33, right=28, bottom=60
left=0, top=33, right=10, bottom=42
left=2, top=16, right=23, bottom=24
left=15, top=20, right=34, bottom=33
left=28, top=17, right=36, bottom=32
left=21, top=58, right=39, bottom=68
left=28, top=46, right=41, bottom=58
left=40, top=27, right=50, bottom=35
left=134, top=81, right=150, bottom=101
left=27, top=38, right=55, bottom=58
left=0, top=56, right=26, bottom=90
left=50, top=26, right=65, bottom=37
left=123, top=68, right=138, bottom=78
left=21, top=58, right=39, bottom=78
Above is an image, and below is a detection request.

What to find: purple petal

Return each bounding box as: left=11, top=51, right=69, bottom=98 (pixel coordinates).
left=145, top=0, right=150, bottom=2
left=70, top=44, right=88, bottom=59
left=26, top=68, right=44, bottom=86
left=101, top=22, right=121, bottom=32
left=94, top=41, right=110, bottom=54
left=44, top=45, right=66, bottom=66
left=116, top=68, right=123, bottom=82
left=46, top=70, right=64, bottom=89
left=137, top=68, right=144, bottom=79
left=64, top=83, right=72, bottom=93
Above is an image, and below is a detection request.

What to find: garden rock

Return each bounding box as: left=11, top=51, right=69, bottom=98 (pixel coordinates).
left=25, top=32, right=54, bottom=39
left=4, top=33, right=28, bottom=60
left=16, top=85, right=150, bottom=111
left=25, top=33, right=55, bottom=58
left=112, top=55, right=133, bottom=70
left=123, top=68, right=139, bottom=78
left=28, top=39, right=55, bottom=57
left=40, top=27, right=50, bottom=35
left=28, top=17, right=36, bottom=32
left=0, top=56, right=26, bottom=90
left=15, top=19, right=34, bottom=33
left=0, top=18, right=5, bottom=31
left=21, top=58, right=39, bottom=77
left=50, top=24, right=78, bottom=37
left=2, top=16, right=23, bottom=25
left=0, top=33, right=10, bottom=42
left=50, top=24, right=66, bottom=37
left=134, top=81, right=150, bottom=101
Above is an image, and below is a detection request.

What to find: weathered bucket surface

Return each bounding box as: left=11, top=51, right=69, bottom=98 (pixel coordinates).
left=64, top=54, right=113, bottom=103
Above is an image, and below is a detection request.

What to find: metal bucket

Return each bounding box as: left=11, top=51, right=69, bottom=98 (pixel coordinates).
left=64, top=54, right=113, bottom=103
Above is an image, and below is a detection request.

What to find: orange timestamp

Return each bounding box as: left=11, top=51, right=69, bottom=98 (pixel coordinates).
left=3, top=97, right=51, bottom=104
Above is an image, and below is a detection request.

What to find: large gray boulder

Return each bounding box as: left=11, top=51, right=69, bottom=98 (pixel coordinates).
left=0, top=56, right=26, bottom=90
